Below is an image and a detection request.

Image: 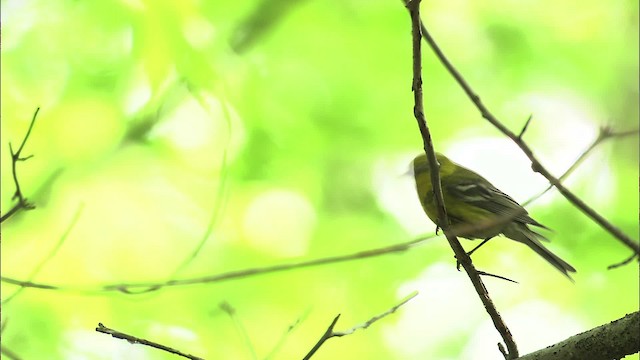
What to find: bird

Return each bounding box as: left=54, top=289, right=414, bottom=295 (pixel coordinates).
left=413, top=152, right=576, bottom=279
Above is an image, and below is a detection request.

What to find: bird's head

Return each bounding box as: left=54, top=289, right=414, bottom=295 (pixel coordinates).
left=412, top=152, right=455, bottom=177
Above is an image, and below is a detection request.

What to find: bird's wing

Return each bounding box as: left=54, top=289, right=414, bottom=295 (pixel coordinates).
left=446, top=177, right=547, bottom=229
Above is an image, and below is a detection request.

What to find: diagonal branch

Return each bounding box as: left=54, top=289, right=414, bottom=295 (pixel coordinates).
left=523, top=126, right=639, bottom=207
left=302, top=314, right=341, bottom=360
left=167, top=85, right=233, bottom=277
left=96, top=323, right=204, bottom=360
left=0, top=346, right=23, bottom=360
left=516, top=311, right=639, bottom=360
left=1, top=321, right=22, bottom=360
left=2, top=204, right=84, bottom=304
left=405, top=1, right=518, bottom=358
left=219, top=302, right=257, bottom=360
left=230, top=0, right=308, bottom=53
left=264, top=312, right=308, bottom=360
left=416, top=19, right=639, bottom=256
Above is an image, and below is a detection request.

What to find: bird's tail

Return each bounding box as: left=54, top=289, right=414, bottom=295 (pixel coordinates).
left=504, top=225, right=576, bottom=280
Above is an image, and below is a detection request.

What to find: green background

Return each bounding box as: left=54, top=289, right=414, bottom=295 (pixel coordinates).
left=1, top=0, right=638, bottom=359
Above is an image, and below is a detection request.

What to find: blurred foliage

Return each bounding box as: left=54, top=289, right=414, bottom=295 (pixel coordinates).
left=1, top=0, right=638, bottom=359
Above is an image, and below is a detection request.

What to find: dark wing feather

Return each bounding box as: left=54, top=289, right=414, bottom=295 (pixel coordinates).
left=446, top=176, right=547, bottom=229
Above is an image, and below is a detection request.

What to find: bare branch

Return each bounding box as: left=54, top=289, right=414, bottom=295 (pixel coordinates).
left=0, top=346, right=24, bottom=360
left=303, top=314, right=341, bottom=360
left=516, top=311, right=639, bottom=360
left=230, top=0, right=307, bottom=53
left=607, top=252, right=638, bottom=270
left=104, top=234, right=431, bottom=293
left=95, top=323, right=204, bottom=360
left=524, top=126, right=639, bottom=207
left=0, top=277, right=59, bottom=290
left=416, top=19, right=639, bottom=256
left=3, top=204, right=84, bottom=304
left=168, top=85, right=233, bottom=277
left=264, top=312, right=308, bottom=360
left=0, top=234, right=435, bottom=294
left=303, top=292, right=418, bottom=359
left=219, top=302, right=257, bottom=360
left=405, top=1, right=519, bottom=358
left=1, top=108, right=40, bottom=223
left=0, top=321, right=23, bottom=360
left=332, top=291, right=418, bottom=336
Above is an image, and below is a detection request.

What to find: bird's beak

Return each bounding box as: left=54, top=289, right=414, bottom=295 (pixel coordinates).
left=400, top=163, right=414, bottom=178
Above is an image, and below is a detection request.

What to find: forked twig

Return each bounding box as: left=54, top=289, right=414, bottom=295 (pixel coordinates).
left=303, top=292, right=418, bottom=359
left=1, top=108, right=40, bottom=223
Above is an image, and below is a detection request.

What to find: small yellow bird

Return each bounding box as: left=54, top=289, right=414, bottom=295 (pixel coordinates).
left=413, top=152, right=576, bottom=278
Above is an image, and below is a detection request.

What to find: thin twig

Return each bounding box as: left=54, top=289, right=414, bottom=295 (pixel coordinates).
left=0, top=320, right=23, bottom=360
left=1, top=108, right=40, bottom=223
left=169, top=85, right=232, bottom=277
left=219, top=302, right=257, bottom=360
left=0, top=346, right=23, bottom=360
left=417, top=20, right=639, bottom=256
left=230, top=0, right=308, bottom=53
left=517, top=115, right=533, bottom=140
left=302, top=292, right=418, bottom=359
left=607, top=252, right=638, bottom=270
left=521, top=125, right=639, bottom=270
left=0, top=319, right=7, bottom=335
left=523, top=126, right=639, bottom=207
left=405, top=1, right=519, bottom=359
left=0, top=277, right=58, bottom=290
left=477, top=271, right=519, bottom=284
left=0, top=234, right=435, bottom=294
left=332, top=291, right=418, bottom=336
left=3, top=204, right=84, bottom=305
left=104, top=234, right=431, bottom=293
left=264, top=312, right=309, bottom=360
left=302, top=314, right=341, bottom=360
left=95, top=323, right=204, bottom=360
